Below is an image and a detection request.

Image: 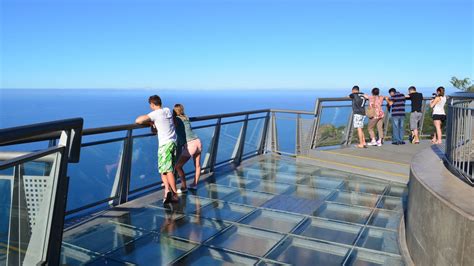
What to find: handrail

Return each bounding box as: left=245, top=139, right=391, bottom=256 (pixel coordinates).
left=0, top=108, right=313, bottom=146
left=0, top=118, right=83, bottom=162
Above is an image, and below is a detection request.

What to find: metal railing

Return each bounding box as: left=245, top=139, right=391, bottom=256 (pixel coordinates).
left=445, top=93, right=474, bottom=185
left=0, top=118, right=83, bottom=265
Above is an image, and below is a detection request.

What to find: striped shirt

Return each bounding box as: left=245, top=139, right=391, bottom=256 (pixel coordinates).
left=390, top=92, right=406, bottom=117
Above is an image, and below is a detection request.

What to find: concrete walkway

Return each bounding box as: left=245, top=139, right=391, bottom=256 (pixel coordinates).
left=298, top=140, right=440, bottom=184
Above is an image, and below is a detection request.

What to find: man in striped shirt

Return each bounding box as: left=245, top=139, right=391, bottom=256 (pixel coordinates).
left=386, top=88, right=406, bottom=145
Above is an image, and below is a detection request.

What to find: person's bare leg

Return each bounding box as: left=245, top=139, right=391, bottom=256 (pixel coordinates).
left=413, top=128, right=419, bottom=143
left=357, top=128, right=366, bottom=147
left=193, top=153, right=202, bottom=185
left=175, top=155, right=190, bottom=189
left=161, top=173, right=170, bottom=201
left=368, top=119, right=376, bottom=141
left=435, top=121, right=442, bottom=144
left=165, top=172, right=178, bottom=194
left=377, top=119, right=384, bottom=141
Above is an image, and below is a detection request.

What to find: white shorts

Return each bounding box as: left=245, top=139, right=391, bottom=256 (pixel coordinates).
left=353, top=114, right=366, bottom=129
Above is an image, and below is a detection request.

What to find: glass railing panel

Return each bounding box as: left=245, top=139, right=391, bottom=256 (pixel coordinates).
left=299, top=116, right=315, bottom=152
left=0, top=167, right=13, bottom=264
left=130, top=135, right=159, bottom=192
left=1, top=152, right=63, bottom=265
left=182, top=126, right=214, bottom=174
left=216, top=122, right=243, bottom=165
left=267, top=236, right=349, bottom=265
left=275, top=116, right=296, bottom=154
left=67, top=140, right=123, bottom=212
left=315, top=106, right=352, bottom=147
left=243, top=118, right=264, bottom=155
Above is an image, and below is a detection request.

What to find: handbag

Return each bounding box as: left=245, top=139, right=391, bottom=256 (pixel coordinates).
left=366, top=105, right=376, bottom=118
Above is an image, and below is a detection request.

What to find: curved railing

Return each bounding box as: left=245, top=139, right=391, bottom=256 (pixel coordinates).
left=0, top=118, right=83, bottom=265
left=445, top=92, right=474, bottom=185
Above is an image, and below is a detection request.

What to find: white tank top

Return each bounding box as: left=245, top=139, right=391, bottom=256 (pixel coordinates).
left=433, top=96, right=446, bottom=115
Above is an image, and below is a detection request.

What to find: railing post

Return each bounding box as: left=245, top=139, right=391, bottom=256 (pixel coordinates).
left=296, top=114, right=301, bottom=155
left=233, top=115, right=248, bottom=166
left=114, top=129, right=133, bottom=205
left=419, top=99, right=428, bottom=136
left=344, top=111, right=355, bottom=146
left=258, top=112, right=271, bottom=154
left=271, top=112, right=279, bottom=152
left=208, top=118, right=222, bottom=173
left=310, top=99, right=321, bottom=149
left=45, top=130, right=72, bottom=265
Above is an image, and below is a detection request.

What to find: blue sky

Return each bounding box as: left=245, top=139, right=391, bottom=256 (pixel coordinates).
left=1, top=0, right=472, bottom=89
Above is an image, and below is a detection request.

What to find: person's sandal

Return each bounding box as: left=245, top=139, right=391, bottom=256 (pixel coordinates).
left=188, top=183, right=198, bottom=190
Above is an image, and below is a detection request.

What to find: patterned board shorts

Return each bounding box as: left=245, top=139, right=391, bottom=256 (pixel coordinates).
left=158, top=141, right=176, bottom=174
left=353, top=114, right=366, bottom=129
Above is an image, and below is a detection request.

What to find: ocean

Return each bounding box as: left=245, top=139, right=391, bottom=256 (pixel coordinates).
left=0, top=87, right=450, bottom=233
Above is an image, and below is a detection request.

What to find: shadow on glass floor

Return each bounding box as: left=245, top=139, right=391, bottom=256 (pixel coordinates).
left=61, top=155, right=407, bottom=265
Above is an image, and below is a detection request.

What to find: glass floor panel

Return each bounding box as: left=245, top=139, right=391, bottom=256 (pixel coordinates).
left=376, top=196, right=404, bottom=212
left=174, top=246, right=259, bottom=265
left=207, top=225, right=284, bottom=257
left=107, top=234, right=196, bottom=264
left=108, top=207, right=185, bottom=232
left=150, top=195, right=214, bottom=214
left=62, top=219, right=144, bottom=254
left=340, top=180, right=387, bottom=195
left=166, top=216, right=230, bottom=243
left=298, top=176, right=345, bottom=189
left=368, top=209, right=402, bottom=230
left=224, top=189, right=275, bottom=207
left=193, top=184, right=239, bottom=200
left=196, top=200, right=255, bottom=222
left=260, top=172, right=308, bottom=185
left=314, top=203, right=373, bottom=224
left=214, top=175, right=259, bottom=189
left=249, top=180, right=294, bottom=194
left=294, top=218, right=363, bottom=245
left=356, top=227, right=400, bottom=255
left=267, top=236, right=349, bottom=265
left=285, top=185, right=332, bottom=201
left=328, top=191, right=380, bottom=208
left=387, top=185, right=408, bottom=198
left=345, top=248, right=403, bottom=266
left=62, top=155, right=408, bottom=265
left=239, top=209, right=304, bottom=233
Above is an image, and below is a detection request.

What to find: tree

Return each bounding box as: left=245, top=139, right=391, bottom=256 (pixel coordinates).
left=450, top=77, right=474, bottom=92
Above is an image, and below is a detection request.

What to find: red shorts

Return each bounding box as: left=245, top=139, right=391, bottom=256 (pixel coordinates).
left=181, top=138, right=202, bottom=157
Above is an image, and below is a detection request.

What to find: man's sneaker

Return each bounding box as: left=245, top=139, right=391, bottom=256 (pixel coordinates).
left=367, top=140, right=377, bottom=146
left=376, top=140, right=382, bottom=147
left=177, top=187, right=188, bottom=194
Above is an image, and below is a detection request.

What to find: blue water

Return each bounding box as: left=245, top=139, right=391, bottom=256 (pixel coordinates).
left=0, top=87, right=451, bottom=229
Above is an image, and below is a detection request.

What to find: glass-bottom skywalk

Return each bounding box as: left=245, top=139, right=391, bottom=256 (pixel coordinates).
left=60, top=155, right=407, bottom=265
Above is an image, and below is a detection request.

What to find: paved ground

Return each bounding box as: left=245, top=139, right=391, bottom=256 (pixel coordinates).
left=299, top=140, right=440, bottom=184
